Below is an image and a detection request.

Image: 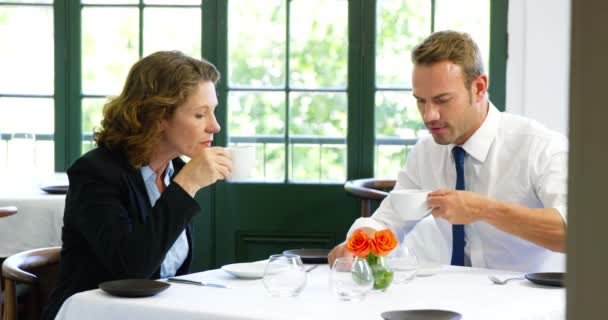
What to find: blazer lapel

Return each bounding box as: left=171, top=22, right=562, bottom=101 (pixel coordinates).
left=125, top=168, right=152, bottom=223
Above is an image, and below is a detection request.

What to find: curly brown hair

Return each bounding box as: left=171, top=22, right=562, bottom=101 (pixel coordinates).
left=94, top=51, right=220, bottom=168
left=412, top=30, right=484, bottom=89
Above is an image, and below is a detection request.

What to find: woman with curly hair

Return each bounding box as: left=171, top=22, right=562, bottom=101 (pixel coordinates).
left=43, top=51, right=232, bottom=320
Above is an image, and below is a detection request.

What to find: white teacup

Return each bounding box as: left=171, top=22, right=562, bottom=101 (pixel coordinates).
left=226, top=146, right=255, bottom=181
left=388, top=189, right=432, bottom=221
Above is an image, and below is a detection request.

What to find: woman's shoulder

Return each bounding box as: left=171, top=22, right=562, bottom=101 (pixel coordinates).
left=68, top=146, right=133, bottom=182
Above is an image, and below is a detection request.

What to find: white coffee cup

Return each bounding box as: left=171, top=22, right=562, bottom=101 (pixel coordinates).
left=226, top=146, right=256, bottom=181
left=388, top=189, right=432, bottom=221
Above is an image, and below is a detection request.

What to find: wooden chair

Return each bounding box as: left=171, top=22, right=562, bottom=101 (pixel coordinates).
left=0, top=207, right=17, bottom=318
left=1, top=247, right=61, bottom=320
left=0, top=207, right=17, bottom=218
left=344, top=178, right=396, bottom=217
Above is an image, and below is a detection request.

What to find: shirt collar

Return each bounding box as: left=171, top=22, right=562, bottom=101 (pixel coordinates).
left=140, top=160, right=175, bottom=186
left=449, top=101, right=500, bottom=163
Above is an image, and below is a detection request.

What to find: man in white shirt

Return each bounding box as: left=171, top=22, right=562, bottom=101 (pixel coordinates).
left=329, top=31, right=567, bottom=272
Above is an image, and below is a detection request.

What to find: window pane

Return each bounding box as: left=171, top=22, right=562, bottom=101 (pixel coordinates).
left=228, top=91, right=285, bottom=181
left=82, top=0, right=137, bottom=4
left=290, top=144, right=320, bottom=182
left=1, top=0, right=52, bottom=3
left=82, top=98, right=106, bottom=134
left=375, top=91, right=424, bottom=138
left=434, top=0, right=490, bottom=73
left=144, top=0, right=201, bottom=4
left=228, top=0, right=285, bottom=87
left=82, top=8, right=139, bottom=95
left=228, top=91, right=285, bottom=136
left=374, top=91, right=425, bottom=179
left=0, top=6, right=54, bottom=94
left=289, top=144, right=346, bottom=182
left=226, top=1, right=348, bottom=184
left=0, top=98, right=54, bottom=134
left=143, top=8, right=201, bottom=57
left=375, top=145, right=412, bottom=178
left=35, top=140, right=54, bottom=174
left=289, top=0, right=347, bottom=88
left=0, top=98, right=54, bottom=173
left=320, top=144, right=346, bottom=181
left=289, top=92, right=347, bottom=136
left=289, top=92, right=347, bottom=182
left=376, top=0, right=431, bottom=87
left=258, top=143, right=284, bottom=182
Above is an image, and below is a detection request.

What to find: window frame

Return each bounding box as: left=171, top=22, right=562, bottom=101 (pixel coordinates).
left=48, top=0, right=507, bottom=177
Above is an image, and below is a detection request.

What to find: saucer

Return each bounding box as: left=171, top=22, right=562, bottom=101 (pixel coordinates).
left=221, top=262, right=267, bottom=279
left=381, top=309, right=462, bottom=320
left=99, top=279, right=170, bottom=297
left=525, top=272, right=564, bottom=287
left=40, top=185, right=69, bottom=194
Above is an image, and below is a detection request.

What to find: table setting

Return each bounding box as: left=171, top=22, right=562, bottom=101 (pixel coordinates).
left=55, top=245, right=565, bottom=320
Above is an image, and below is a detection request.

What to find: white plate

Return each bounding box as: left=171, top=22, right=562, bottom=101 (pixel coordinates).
left=417, top=263, right=441, bottom=277
left=221, top=262, right=267, bottom=279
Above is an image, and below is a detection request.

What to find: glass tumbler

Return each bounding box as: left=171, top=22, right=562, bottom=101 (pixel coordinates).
left=388, top=245, right=419, bottom=284
left=263, top=254, right=307, bottom=297
left=330, top=257, right=374, bottom=301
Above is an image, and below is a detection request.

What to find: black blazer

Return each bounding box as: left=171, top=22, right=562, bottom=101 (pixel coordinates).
left=42, top=147, right=201, bottom=320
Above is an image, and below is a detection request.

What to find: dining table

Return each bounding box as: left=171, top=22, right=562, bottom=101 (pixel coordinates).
left=0, top=173, right=66, bottom=257
left=54, top=264, right=565, bottom=320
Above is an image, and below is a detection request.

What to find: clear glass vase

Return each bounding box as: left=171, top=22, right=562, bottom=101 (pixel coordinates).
left=362, top=253, right=393, bottom=290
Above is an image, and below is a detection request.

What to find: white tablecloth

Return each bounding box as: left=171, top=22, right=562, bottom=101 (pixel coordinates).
left=0, top=174, right=65, bottom=257
left=56, top=265, right=565, bottom=320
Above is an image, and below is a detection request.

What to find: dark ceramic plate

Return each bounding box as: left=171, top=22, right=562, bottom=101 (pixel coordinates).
left=99, top=279, right=170, bottom=297
left=283, top=248, right=330, bottom=264
left=40, top=185, right=69, bottom=194
left=525, top=272, right=564, bottom=287
left=381, top=310, right=462, bottom=320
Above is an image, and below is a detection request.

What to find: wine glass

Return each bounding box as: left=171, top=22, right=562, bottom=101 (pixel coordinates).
left=262, top=254, right=307, bottom=297
left=330, top=257, right=374, bottom=301
left=388, top=244, right=419, bottom=284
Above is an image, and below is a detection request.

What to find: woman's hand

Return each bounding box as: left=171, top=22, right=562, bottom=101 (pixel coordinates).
left=173, top=147, right=233, bottom=197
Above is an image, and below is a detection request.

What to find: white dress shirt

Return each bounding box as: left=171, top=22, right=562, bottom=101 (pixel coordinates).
left=140, top=161, right=189, bottom=278
left=349, top=103, right=568, bottom=272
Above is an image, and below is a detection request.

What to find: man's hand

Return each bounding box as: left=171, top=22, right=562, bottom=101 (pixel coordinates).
left=427, top=189, right=490, bottom=224
left=327, top=227, right=377, bottom=266
left=327, top=242, right=353, bottom=268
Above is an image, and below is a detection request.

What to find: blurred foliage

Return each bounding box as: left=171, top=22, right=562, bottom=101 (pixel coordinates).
left=228, top=0, right=349, bottom=182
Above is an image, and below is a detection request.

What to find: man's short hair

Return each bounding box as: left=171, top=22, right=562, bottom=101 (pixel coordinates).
left=412, top=30, right=484, bottom=88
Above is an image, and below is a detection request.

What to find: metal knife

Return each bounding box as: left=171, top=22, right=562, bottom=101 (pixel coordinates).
left=167, top=277, right=229, bottom=288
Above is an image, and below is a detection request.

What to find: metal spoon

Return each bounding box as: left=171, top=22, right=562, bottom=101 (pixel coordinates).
left=488, top=275, right=525, bottom=285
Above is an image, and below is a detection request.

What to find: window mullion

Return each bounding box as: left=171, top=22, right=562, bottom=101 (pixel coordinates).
left=54, top=0, right=81, bottom=171
left=489, top=0, right=508, bottom=111
left=284, top=1, right=291, bottom=182
left=138, top=0, right=144, bottom=58
left=347, top=0, right=375, bottom=180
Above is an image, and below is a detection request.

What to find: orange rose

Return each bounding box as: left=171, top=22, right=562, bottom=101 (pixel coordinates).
left=346, top=229, right=371, bottom=258
left=370, top=229, right=398, bottom=256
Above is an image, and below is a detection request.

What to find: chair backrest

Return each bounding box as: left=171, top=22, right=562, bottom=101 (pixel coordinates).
left=344, top=178, right=396, bottom=217
left=0, top=207, right=17, bottom=218
left=2, top=247, right=61, bottom=320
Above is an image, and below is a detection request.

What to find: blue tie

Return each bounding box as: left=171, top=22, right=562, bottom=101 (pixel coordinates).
left=451, top=146, right=466, bottom=266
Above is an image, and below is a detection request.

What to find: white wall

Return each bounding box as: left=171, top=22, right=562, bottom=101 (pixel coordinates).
left=506, top=0, right=571, bottom=135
